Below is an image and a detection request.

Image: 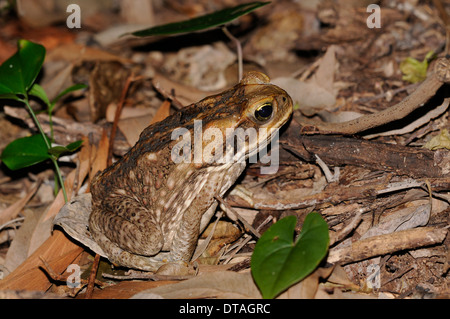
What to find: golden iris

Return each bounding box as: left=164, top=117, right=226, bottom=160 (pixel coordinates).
left=254, top=102, right=273, bottom=122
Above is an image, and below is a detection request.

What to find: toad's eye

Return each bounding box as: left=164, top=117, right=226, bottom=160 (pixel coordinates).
left=254, top=102, right=273, bottom=122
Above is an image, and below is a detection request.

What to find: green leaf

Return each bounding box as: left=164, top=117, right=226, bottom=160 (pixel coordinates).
left=400, top=51, right=435, bottom=84
left=424, top=128, right=450, bottom=150
left=130, top=1, right=270, bottom=37
left=29, top=83, right=51, bottom=106
left=1, top=134, right=51, bottom=170
left=0, top=40, right=46, bottom=96
left=65, top=140, right=84, bottom=152
left=251, top=213, right=329, bottom=299
left=0, top=93, right=20, bottom=100
left=51, top=83, right=87, bottom=105
left=48, top=140, right=83, bottom=158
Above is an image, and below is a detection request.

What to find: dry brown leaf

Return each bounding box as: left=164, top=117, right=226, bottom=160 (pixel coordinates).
left=46, top=42, right=132, bottom=65
left=163, top=43, right=235, bottom=91
left=312, top=45, right=337, bottom=94
left=272, top=77, right=335, bottom=116
left=272, top=45, right=338, bottom=116
left=2, top=208, right=46, bottom=274
left=0, top=229, right=83, bottom=291
left=116, top=100, right=171, bottom=147
left=106, top=104, right=154, bottom=122
left=53, top=193, right=105, bottom=258
left=0, top=182, right=40, bottom=226
left=117, top=116, right=153, bottom=147
left=131, top=271, right=261, bottom=299
left=152, top=72, right=211, bottom=106
left=90, top=129, right=109, bottom=179
left=28, top=142, right=92, bottom=255
left=278, top=266, right=334, bottom=299
left=326, top=265, right=360, bottom=290
left=150, top=100, right=171, bottom=124
left=360, top=201, right=431, bottom=240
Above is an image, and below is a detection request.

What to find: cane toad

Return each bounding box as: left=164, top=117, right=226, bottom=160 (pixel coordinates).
left=89, top=71, right=293, bottom=272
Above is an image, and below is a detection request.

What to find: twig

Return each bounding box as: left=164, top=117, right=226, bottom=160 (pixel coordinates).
left=222, top=26, right=243, bottom=82
left=222, top=213, right=274, bottom=264
left=222, top=234, right=252, bottom=264
left=315, top=154, right=340, bottom=183
left=329, top=210, right=363, bottom=246
left=300, top=58, right=450, bottom=135
left=102, top=270, right=194, bottom=281
left=328, top=226, right=448, bottom=264
left=191, top=211, right=224, bottom=261
left=381, top=266, right=415, bottom=286
left=0, top=217, right=25, bottom=232
left=107, top=74, right=141, bottom=166
left=39, top=256, right=106, bottom=297
left=84, top=253, right=100, bottom=299
left=215, top=194, right=261, bottom=238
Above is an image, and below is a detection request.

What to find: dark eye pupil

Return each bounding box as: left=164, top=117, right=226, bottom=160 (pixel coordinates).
left=255, top=103, right=273, bottom=121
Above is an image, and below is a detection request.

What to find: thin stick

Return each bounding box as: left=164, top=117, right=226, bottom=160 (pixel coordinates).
left=222, top=26, right=243, bottom=82
left=328, top=226, right=447, bottom=264
left=84, top=253, right=101, bottom=299
left=107, top=74, right=140, bottom=166
left=301, top=58, right=450, bottom=135
left=215, top=194, right=261, bottom=238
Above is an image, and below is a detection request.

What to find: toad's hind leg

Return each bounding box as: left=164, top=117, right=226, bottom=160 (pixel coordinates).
left=89, top=196, right=163, bottom=257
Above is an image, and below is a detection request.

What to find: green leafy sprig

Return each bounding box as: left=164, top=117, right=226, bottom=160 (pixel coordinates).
left=0, top=40, right=85, bottom=202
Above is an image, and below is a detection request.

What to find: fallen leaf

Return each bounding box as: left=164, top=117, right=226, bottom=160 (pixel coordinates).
left=360, top=201, right=431, bottom=240
left=272, top=78, right=336, bottom=116
left=130, top=271, right=262, bottom=299
left=424, top=128, right=450, bottom=150
left=90, top=129, right=109, bottom=179
left=0, top=229, right=83, bottom=291
left=150, top=100, right=171, bottom=124
left=117, top=115, right=153, bottom=146
left=0, top=182, right=40, bottom=226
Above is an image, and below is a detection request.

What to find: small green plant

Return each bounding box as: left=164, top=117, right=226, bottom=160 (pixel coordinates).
left=400, top=50, right=435, bottom=83
left=0, top=39, right=85, bottom=202
left=251, top=213, right=329, bottom=299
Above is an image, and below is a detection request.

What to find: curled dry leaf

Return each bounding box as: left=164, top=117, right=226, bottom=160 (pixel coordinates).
left=53, top=193, right=105, bottom=258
